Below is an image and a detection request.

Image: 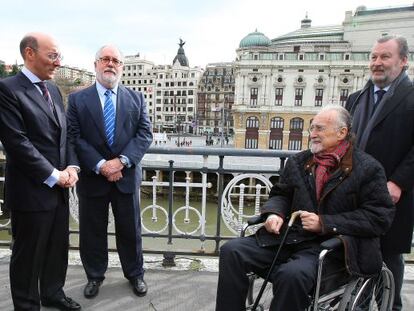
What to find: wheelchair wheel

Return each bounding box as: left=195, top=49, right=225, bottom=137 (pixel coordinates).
left=338, top=266, right=394, bottom=311
left=246, top=274, right=273, bottom=311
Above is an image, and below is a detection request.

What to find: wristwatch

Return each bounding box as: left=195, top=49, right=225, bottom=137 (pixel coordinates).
left=118, top=156, right=128, bottom=167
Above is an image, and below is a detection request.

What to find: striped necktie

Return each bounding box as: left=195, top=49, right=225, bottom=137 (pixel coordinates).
left=34, top=81, right=58, bottom=121
left=104, top=90, right=115, bottom=146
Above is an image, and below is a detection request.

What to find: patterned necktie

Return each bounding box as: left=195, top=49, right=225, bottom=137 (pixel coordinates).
left=104, top=90, right=115, bottom=146
left=34, top=81, right=58, bottom=121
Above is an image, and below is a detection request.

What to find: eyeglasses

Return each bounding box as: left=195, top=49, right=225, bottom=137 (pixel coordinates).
left=308, top=125, right=344, bottom=133
left=31, top=48, right=63, bottom=62
left=97, top=57, right=123, bottom=67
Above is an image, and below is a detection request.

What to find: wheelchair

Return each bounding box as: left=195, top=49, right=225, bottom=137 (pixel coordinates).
left=242, top=215, right=395, bottom=311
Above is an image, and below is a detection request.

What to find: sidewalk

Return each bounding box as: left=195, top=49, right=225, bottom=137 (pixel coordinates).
left=0, top=250, right=413, bottom=311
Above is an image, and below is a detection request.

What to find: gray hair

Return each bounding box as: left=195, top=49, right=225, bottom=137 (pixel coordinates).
left=19, top=35, right=38, bottom=59
left=376, top=35, right=409, bottom=60
left=318, top=105, right=353, bottom=140
left=95, top=45, right=124, bottom=61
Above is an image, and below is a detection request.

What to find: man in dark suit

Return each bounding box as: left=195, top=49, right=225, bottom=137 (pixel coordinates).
left=346, top=35, right=414, bottom=311
left=0, top=33, right=81, bottom=311
left=66, top=45, right=152, bottom=299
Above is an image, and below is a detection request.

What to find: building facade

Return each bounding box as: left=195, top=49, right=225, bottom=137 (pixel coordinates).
left=55, top=65, right=95, bottom=85
left=197, top=62, right=235, bottom=136
left=233, top=5, right=414, bottom=150
left=121, top=41, right=203, bottom=133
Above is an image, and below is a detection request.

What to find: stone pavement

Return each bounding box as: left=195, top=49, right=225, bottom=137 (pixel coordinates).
left=0, top=250, right=413, bottom=311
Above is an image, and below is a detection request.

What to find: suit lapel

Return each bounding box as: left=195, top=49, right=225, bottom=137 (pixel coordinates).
left=47, top=82, right=63, bottom=128
left=371, top=78, right=413, bottom=129
left=84, top=85, right=108, bottom=144
left=113, top=86, right=132, bottom=146
left=18, top=72, right=59, bottom=126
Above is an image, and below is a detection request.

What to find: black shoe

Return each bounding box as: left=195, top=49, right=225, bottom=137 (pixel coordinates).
left=42, top=296, right=81, bottom=310
left=83, top=280, right=102, bottom=298
left=130, top=278, right=147, bottom=297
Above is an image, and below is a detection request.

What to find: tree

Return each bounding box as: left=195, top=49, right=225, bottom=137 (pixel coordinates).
left=0, top=64, right=6, bottom=78
left=9, top=64, right=19, bottom=76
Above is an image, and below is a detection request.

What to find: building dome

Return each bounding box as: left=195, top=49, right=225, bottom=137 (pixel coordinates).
left=239, top=30, right=271, bottom=48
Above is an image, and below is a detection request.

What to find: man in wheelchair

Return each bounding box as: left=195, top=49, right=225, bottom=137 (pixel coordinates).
left=215, top=105, right=395, bottom=311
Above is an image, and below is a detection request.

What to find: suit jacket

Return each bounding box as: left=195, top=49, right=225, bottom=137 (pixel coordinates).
left=67, top=83, right=153, bottom=197
left=346, top=76, right=414, bottom=253
left=0, top=71, right=73, bottom=211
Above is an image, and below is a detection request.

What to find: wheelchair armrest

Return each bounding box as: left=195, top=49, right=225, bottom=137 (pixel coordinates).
left=247, top=214, right=266, bottom=226
left=320, top=237, right=342, bottom=251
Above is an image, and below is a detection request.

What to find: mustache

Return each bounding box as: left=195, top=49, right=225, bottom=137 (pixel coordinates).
left=104, top=69, right=117, bottom=74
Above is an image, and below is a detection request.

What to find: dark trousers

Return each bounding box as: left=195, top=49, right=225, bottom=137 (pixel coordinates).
left=216, top=236, right=320, bottom=311
left=10, top=193, right=69, bottom=311
left=383, top=252, right=405, bottom=311
left=79, top=185, right=143, bottom=282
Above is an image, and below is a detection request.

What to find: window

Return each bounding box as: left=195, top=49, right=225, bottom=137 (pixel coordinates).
left=295, top=88, right=303, bottom=106
left=245, top=116, right=259, bottom=149
left=315, top=89, right=323, bottom=107
left=269, top=117, right=284, bottom=150
left=275, top=88, right=283, bottom=106
left=188, top=90, right=193, bottom=95
left=289, top=118, right=304, bottom=150
left=250, top=88, right=258, bottom=107
left=339, top=89, right=349, bottom=107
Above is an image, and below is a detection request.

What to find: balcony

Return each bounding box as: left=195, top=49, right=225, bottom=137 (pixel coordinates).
left=0, top=145, right=413, bottom=310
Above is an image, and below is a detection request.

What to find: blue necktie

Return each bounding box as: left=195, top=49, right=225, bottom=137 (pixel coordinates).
left=104, top=90, right=115, bottom=145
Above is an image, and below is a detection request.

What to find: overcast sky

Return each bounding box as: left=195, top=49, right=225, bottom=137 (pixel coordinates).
left=0, top=0, right=410, bottom=71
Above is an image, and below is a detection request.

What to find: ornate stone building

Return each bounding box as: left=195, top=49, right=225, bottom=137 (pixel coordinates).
left=121, top=40, right=203, bottom=133
left=233, top=5, right=414, bottom=149
left=197, top=62, right=235, bottom=136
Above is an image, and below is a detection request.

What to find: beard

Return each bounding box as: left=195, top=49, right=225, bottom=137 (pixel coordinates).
left=97, top=70, right=120, bottom=88
left=310, top=141, right=323, bottom=154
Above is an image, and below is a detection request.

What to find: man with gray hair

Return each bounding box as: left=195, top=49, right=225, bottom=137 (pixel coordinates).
left=216, top=105, right=394, bottom=311
left=346, top=35, right=414, bottom=310
left=67, top=45, right=153, bottom=299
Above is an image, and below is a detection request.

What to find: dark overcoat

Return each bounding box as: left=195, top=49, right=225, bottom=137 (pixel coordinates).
left=346, top=76, right=414, bottom=254
left=256, top=148, right=395, bottom=276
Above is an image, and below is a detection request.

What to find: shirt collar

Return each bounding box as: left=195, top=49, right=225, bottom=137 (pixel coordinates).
left=21, top=66, right=43, bottom=84
left=96, top=80, right=118, bottom=97
left=373, top=84, right=391, bottom=93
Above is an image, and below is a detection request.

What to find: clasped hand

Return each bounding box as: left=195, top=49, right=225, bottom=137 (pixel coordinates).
left=264, top=211, right=322, bottom=235
left=100, top=158, right=124, bottom=182
left=57, top=167, right=79, bottom=188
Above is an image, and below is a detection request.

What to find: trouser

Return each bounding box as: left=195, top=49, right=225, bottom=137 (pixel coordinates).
left=10, top=192, right=69, bottom=311
left=79, top=185, right=144, bottom=282
left=215, top=236, right=320, bottom=311
left=383, top=252, right=405, bottom=311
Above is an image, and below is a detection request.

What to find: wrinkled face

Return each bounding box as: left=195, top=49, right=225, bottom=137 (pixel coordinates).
left=94, top=46, right=123, bottom=89
left=369, top=39, right=407, bottom=88
left=25, top=35, right=61, bottom=80
left=309, top=110, right=348, bottom=154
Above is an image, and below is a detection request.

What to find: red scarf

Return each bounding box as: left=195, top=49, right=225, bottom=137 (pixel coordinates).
left=313, top=140, right=350, bottom=201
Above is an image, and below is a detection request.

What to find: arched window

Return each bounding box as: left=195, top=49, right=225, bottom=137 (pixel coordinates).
left=288, top=117, right=304, bottom=150
left=269, top=117, right=284, bottom=150
left=245, top=116, right=259, bottom=149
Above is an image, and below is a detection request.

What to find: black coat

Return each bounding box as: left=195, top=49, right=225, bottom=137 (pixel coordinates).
left=256, top=147, right=394, bottom=276
left=346, top=76, right=414, bottom=254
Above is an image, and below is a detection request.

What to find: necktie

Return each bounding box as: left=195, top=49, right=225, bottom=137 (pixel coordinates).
left=375, top=89, right=386, bottom=105
left=35, top=81, right=58, bottom=121
left=372, top=89, right=386, bottom=116
left=104, top=90, right=115, bottom=146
